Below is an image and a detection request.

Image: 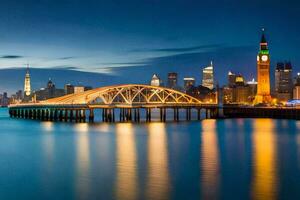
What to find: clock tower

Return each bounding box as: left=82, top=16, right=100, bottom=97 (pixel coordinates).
left=254, top=29, right=272, bottom=104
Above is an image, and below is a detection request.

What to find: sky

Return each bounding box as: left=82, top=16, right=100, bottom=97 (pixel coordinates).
left=0, top=0, right=300, bottom=92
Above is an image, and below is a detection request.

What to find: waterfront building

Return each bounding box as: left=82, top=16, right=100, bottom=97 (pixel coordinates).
left=293, top=73, right=300, bottom=100
left=34, top=79, right=65, bottom=101
left=233, top=85, right=249, bottom=104
left=84, top=86, right=93, bottom=91
left=247, top=79, right=258, bottom=102
left=254, top=29, right=272, bottom=104
left=74, top=86, right=85, bottom=94
left=202, top=61, right=214, bottom=90
left=167, top=73, right=177, bottom=88
left=222, top=86, right=233, bottom=104
left=186, top=85, right=216, bottom=103
left=228, top=71, right=236, bottom=87
left=64, top=84, right=75, bottom=94
left=183, top=77, right=195, bottom=91
left=275, top=62, right=293, bottom=102
left=150, top=74, right=162, bottom=87
left=24, top=66, right=31, bottom=97
left=0, top=92, right=9, bottom=107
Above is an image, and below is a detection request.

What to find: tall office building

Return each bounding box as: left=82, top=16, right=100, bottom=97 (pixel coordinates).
left=24, top=65, right=31, bottom=97
left=228, top=71, right=236, bottom=87
left=64, top=84, right=75, bottom=94
left=293, top=73, right=300, bottom=100
left=167, top=73, right=177, bottom=88
left=275, top=62, right=293, bottom=101
left=183, top=77, right=195, bottom=91
left=202, top=61, right=214, bottom=90
left=254, top=29, right=272, bottom=104
left=275, top=62, right=293, bottom=93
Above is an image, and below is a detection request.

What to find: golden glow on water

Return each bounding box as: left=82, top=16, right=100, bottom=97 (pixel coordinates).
left=146, top=122, right=170, bottom=200
left=252, top=119, right=277, bottom=200
left=42, top=121, right=54, bottom=132
left=201, top=119, right=219, bottom=199
left=96, top=123, right=111, bottom=133
left=74, top=123, right=91, bottom=199
left=115, top=123, right=137, bottom=200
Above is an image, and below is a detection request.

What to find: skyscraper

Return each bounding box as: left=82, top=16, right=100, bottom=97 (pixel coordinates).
left=183, top=77, right=195, bottom=91
left=254, top=29, right=272, bottom=104
left=228, top=71, right=236, bottom=87
left=167, top=73, right=177, bottom=88
left=293, top=73, right=300, bottom=100
left=202, top=61, right=214, bottom=90
left=275, top=62, right=293, bottom=102
left=24, top=65, right=31, bottom=97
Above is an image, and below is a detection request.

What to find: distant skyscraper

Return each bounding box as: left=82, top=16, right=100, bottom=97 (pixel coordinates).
left=202, top=61, right=214, bottom=90
left=24, top=65, right=31, bottom=97
left=64, top=84, right=75, bottom=94
left=228, top=71, right=236, bottom=87
left=275, top=62, right=293, bottom=93
left=293, top=73, right=300, bottom=100
left=167, top=73, right=177, bottom=88
left=150, top=74, right=161, bottom=87
left=183, top=77, right=195, bottom=91
left=254, top=29, right=272, bottom=104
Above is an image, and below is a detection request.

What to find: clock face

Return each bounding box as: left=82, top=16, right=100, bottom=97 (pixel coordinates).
left=262, top=55, right=268, bottom=62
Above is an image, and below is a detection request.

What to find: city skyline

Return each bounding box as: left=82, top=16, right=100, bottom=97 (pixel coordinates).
left=0, top=0, right=300, bottom=93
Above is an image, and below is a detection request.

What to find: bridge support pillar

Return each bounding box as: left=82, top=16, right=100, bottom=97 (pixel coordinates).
left=146, top=108, right=152, bottom=122
left=89, top=109, right=94, bottom=122
left=186, top=108, right=191, bottom=121
left=45, top=109, right=49, bottom=121
left=58, top=109, right=63, bottom=121
left=24, top=109, right=28, bottom=119
left=137, top=108, right=140, bottom=122
left=119, top=108, right=122, bottom=122
left=75, top=110, right=79, bottom=122
left=173, top=108, right=179, bottom=121
left=102, top=108, right=105, bottom=122
left=53, top=109, right=57, bottom=121
left=81, top=110, right=86, bottom=122
left=49, top=109, right=54, bottom=121
left=36, top=109, right=40, bottom=120
left=32, top=109, right=36, bottom=119
left=160, top=108, right=166, bottom=122
left=69, top=110, right=74, bottom=122
left=197, top=108, right=201, bottom=120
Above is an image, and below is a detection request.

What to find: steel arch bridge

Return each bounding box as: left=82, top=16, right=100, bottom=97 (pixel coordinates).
left=43, top=84, right=203, bottom=107
left=9, top=84, right=219, bottom=122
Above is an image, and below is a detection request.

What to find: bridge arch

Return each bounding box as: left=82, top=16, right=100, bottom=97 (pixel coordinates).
left=44, top=84, right=202, bottom=105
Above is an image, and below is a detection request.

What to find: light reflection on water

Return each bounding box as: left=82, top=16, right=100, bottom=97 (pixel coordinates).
left=115, top=123, right=137, bottom=200
left=200, top=120, right=219, bottom=199
left=146, top=123, right=170, bottom=200
left=251, top=119, right=277, bottom=200
left=74, top=123, right=91, bottom=199
left=1, top=108, right=300, bottom=199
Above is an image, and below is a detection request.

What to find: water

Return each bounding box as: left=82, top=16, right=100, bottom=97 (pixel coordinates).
left=1, top=108, right=300, bottom=200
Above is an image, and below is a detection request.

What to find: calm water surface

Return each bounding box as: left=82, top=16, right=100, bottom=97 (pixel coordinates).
left=1, top=108, right=300, bottom=200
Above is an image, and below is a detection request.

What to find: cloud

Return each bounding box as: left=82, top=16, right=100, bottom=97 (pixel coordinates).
left=57, top=56, right=75, bottom=60
left=50, top=65, right=79, bottom=70
left=130, top=44, right=225, bottom=53
left=0, top=55, right=24, bottom=59
left=98, top=61, right=147, bottom=66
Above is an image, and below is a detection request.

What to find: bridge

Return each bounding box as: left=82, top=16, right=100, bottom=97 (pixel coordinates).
left=9, top=84, right=219, bottom=122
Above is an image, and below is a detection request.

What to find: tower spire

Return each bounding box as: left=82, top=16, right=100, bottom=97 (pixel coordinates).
left=24, top=63, right=31, bottom=97
left=261, top=28, right=267, bottom=43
